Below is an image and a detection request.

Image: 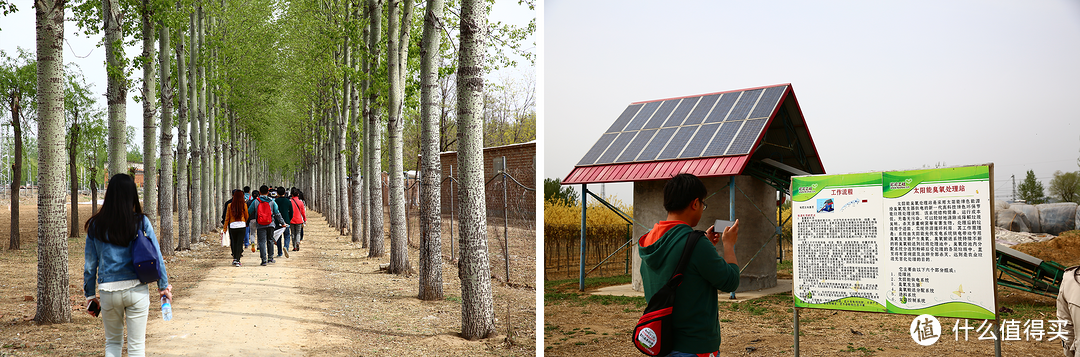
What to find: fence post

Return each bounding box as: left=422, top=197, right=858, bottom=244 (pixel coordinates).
left=502, top=164, right=510, bottom=284
left=578, top=184, right=588, bottom=291
left=449, top=165, right=454, bottom=261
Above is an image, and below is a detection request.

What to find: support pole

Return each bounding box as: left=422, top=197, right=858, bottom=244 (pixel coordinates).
left=793, top=308, right=800, bottom=357
left=729, top=176, right=737, bottom=299
left=579, top=184, right=588, bottom=291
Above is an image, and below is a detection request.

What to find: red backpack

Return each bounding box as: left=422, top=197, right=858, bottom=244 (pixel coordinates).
left=633, top=230, right=704, bottom=356
left=256, top=197, right=273, bottom=226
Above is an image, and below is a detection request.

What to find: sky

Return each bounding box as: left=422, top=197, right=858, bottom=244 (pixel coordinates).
left=543, top=0, right=1080, bottom=203
left=0, top=0, right=534, bottom=161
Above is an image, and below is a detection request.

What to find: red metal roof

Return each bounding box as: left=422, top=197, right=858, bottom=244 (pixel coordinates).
left=563, top=156, right=748, bottom=184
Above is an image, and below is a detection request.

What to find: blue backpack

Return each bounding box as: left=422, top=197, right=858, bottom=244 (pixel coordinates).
left=131, top=219, right=164, bottom=284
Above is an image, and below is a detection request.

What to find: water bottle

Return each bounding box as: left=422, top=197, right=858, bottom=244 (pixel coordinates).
left=161, top=297, right=173, bottom=321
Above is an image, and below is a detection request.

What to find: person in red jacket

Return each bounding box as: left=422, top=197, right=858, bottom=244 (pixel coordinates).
left=288, top=187, right=307, bottom=251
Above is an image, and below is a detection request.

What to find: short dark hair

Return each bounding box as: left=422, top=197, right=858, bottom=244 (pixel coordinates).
left=260, top=185, right=269, bottom=194
left=664, top=173, right=707, bottom=212
left=243, top=186, right=251, bottom=193
left=277, top=186, right=286, bottom=196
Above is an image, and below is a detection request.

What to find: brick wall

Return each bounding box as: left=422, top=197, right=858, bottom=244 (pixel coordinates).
left=439, top=141, right=536, bottom=219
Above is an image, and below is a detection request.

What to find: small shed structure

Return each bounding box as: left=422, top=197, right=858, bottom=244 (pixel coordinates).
left=564, top=83, right=825, bottom=292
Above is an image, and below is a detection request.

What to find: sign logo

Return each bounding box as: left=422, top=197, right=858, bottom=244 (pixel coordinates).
left=797, top=183, right=818, bottom=194
left=910, top=314, right=941, bottom=346
left=636, top=327, right=657, bottom=348
left=890, top=178, right=913, bottom=190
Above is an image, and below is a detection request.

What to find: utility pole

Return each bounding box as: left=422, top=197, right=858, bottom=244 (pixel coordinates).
left=1011, top=174, right=1016, bottom=201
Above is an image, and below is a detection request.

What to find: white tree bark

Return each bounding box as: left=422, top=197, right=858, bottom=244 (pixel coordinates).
left=417, top=0, right=445, bottom=300
left=176, top=18, right=191, bottom=251
left=189, top=9, right=202, bottom=241
left=456, top=0, right=495, bottom=340
left=35, top=0, right=71, bottom=323
left=141, top=0, right=158, bottom=223
left=198, top=6, right=210, bottom=235
left=105, top=0, right=127, bottom=177
left=366, top=0, right=385, bottom=258
left=387, top=0, right=415, bottom=275
left=158, top=20, right=175, bottom=255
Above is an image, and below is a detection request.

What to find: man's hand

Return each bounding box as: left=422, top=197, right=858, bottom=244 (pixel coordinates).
left=706, top=226, right=721, bottom=245
left=722, top=219, right=739, bottom=247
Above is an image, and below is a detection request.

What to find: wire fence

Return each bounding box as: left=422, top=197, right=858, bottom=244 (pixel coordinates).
left=392, top=166, right=536, bottom=287
left=543, top=223, right=634, bottom=281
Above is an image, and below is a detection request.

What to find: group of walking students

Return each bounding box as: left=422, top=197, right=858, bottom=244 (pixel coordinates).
left=222, top=185, right=308, bottom=267
left=81, top=174, right=310, bottom=356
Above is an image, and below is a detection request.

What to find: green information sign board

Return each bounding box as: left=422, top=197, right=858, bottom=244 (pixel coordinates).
left=792, top=165, right=995, bottom=319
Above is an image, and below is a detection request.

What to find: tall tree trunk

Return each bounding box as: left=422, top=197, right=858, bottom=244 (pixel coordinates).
left=340, top=33, right=351, bottom=238
left=176, top=17, right=191, bottom=251
left=189, top=9, right=202, bottom=242
left=359, top=10, right=371, bottom=249
left=105, top=0, right=127, bottom=177
left=90, top=170, right=98, bottom=215
left=141, top=0, right=158, bottom=223
left=198, top=6, right=209, bottom=236
left=35, top=0, right=71, bottom=323
left=68, top=111, right=81, bottom=238
left=387, top=0, right=415, bottom=275
left=366, top=0, right=385, bottom=258
left=9, top=78, right=23, bottom=250
left=417, top=0, right=445, bottom=300
left=457, top=0, right=495, bottom=339
left=158, top=20, right=175, bottom=256
left=349, top=8, right=363, bottom=244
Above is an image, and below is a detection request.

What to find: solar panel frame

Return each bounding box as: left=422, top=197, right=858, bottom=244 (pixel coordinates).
left=622, top=101, right=662, bottom=132
left=704, top=92, right=740, bottom=124
left=657, top=126, right=699, bottom=160
left=701, top=121, right=743, bottom=157
left=616, top=129, right=657, bottom=163
left=580, top=85, right=789, bottom=167
left=682, top=94, right=720, bottom=126
left=663, top=97, right=699, bottom=127
left=577, top=132, right=618, bottom=166
left=605, top=104, right=643, bottom=133
left=643, top=99, right=679, bottom=129
left=596, top=131, right=638, bottom=165
left=679, top=123, right=722, bottom=158
left=725, top=118, right=768, bottom=155
left=726, top=89, right=763, bottom=121
left=748, top=85, right=787, bottom=119
left=637, top=127, right=678, bottom=162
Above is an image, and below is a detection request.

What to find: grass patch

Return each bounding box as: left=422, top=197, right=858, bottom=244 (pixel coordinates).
left=545, top=275, right=632, bottom=292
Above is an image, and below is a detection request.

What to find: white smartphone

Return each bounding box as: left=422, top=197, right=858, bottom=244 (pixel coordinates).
left=713, top=219, right=734, bottom=233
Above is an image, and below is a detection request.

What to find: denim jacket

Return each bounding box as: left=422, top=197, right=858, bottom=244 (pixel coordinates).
left=83, top=215, right=169, bottom=298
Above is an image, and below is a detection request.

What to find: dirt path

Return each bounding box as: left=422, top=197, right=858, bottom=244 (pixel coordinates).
left=145, top=218, right=346, bottom=356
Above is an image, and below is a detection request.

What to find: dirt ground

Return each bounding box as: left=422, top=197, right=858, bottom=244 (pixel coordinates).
left=543, top=234, right=1077, bottom=356
left=0, top=197, right=535, bottom=356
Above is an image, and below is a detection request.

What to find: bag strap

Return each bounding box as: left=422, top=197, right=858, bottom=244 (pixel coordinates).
left=670, top=230, right=705, bottom=280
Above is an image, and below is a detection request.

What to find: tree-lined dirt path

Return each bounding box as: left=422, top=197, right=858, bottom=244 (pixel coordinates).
left=146, top=215, right=344, bottom=356
left=142, top=210, right=534, bottom=356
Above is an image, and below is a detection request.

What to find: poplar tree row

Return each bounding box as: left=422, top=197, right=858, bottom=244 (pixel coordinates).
left=16, top=0, right=529, bottom=340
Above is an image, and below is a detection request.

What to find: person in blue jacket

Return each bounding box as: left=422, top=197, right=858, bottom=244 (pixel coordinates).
left=248, top=185, right=285, bottom=266
left=83, top=173, right=173, bottom=357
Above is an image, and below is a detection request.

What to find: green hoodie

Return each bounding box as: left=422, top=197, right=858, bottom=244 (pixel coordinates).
left=638, top=222, right=740, bottom=354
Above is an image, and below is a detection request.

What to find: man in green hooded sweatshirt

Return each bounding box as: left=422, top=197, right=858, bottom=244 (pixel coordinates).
left=639, top=173, right=741, bottom=357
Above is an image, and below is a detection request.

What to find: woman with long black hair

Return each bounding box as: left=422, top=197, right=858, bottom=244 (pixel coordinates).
left=83, top=174, right=172, bottom=357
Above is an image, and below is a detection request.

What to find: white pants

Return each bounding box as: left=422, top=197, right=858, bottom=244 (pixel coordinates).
left=100, top=284, right=150, bottom=357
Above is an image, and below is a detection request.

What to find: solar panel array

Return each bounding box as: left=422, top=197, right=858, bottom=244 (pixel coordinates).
left=577, top=85, right=789, bottom=166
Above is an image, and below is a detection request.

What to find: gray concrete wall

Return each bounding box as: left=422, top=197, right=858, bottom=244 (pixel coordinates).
left=632, top=175, right=777, bottom=292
